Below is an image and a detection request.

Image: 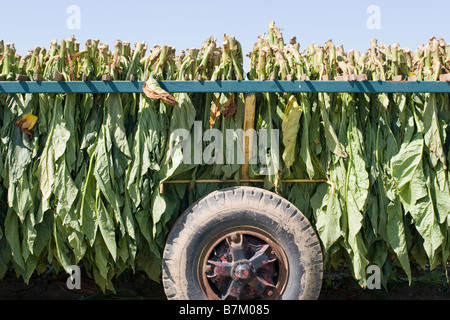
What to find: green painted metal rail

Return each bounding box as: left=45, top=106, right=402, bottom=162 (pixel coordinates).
left=1, top=80, right=450, bottom=94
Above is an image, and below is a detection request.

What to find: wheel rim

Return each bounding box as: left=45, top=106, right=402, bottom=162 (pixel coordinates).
left=198, top=226, right=289, bottom=300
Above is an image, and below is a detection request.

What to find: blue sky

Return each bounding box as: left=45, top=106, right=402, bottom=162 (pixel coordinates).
left=2, top=0, right=450, bottom=71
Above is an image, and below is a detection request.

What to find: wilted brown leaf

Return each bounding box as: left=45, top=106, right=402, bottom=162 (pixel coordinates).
left=221, top=99, right=237, bottom=119
left=15, top=113, right=38, bottom=138
left=143, top=77, right=179, bottom=106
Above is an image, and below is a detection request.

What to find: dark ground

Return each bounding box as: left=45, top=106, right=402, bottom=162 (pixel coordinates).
left=0, top=264, right=448, bottom=301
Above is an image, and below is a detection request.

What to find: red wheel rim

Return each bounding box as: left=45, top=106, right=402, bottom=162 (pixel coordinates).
left=198, top=226, right=289, bottom=300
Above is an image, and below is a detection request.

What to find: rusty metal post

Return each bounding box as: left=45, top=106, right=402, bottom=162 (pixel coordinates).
left=241, top=94, right=256, bottom=186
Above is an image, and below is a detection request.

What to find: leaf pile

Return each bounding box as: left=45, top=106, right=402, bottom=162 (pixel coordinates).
left=0, top=26, right=449, bottom=292
left=0, top=35, right=248, bottom=292
left=248, top=22, right=450, bottom=287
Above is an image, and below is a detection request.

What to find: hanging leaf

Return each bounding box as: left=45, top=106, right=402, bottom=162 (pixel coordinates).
left=15, top=113, right=38, bottom=138
left=143, top=74, right=179, bottom=106
left=282, top=95, right=302, bottom=168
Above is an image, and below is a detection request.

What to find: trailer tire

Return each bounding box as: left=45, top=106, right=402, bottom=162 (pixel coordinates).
left=162, top=186, right=323, bottom=300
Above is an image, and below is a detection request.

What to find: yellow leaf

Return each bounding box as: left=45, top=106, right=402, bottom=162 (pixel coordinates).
left=23, top=113, right=38, bottom=130
left=15, top=113, right=38, bottom=137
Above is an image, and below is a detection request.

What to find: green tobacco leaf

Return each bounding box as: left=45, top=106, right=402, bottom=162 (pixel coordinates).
left=220, top=93, right=245, bottom=179
left=318, top=93, right=348, bottom=158
left=52, top=123, right=70, bottom=163
left=431, top=166, right=450, bottom=224
left=93, top=236, right=115, bottom=293
left=312, top=183, right=342, bottom=255
left=422, top=93, right=447, bottom=169
left=5, top=209, right=26, bottom=271
left=80, top=154, right=98, bottom=246
left=135, top=241, right=162, bottom=283
left=161, top=92, right=196, bottom=179
left=105, top=93, right=131, bottom=160
left=22, top=212, right=37, bottom=258
left=386, top=197, right=411, bottom=282
left=36, top=96, right=64, bottom=212
left=127, top=96, right=161, bottom=208
left=96, top=193, right=117, bottom=261
left=375, top=122, right=411, bottom=282
left=299, top=94, right=316, bottom=179
left=6, top=126, right=32, bottom=185
left=53, top=216, right=72, bottom=272
left=94, top=126, right=123, bottom=214
left=151, top=190, right=179, bottom=241
left=5, top=114, right=34, bottom=224
left=68, top=230, right=87, bottom=264
left=344, top=97, right=370, bottom=285
left=150, top=93, right=197, bottom=257
left=282, top=95, right=302, bottom=168
left=391, top=136, right=424, bottom=195
left=55, top=162, right=79, bottom=219
left=32, top=211, right=53, bottom=257
left=392, top=131, right=444, bottom=263
left=63, top=94, right=77, bottom=171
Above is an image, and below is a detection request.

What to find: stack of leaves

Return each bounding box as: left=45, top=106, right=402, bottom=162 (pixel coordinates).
left=0, top=35, right=249, bottom=292
left=150, top=34, right=248, bottom=256
left=248, top=22, right=450, bottom=287
left=0, top=27, right=449, bottom=292
left=0, top=37, right=164, bottom=292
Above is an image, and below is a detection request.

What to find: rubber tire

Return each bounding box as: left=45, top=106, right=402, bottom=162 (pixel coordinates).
left=162, top=186, right=323, bottom=300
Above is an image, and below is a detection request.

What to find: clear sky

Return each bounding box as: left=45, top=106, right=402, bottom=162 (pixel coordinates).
left=2, top=0, right=450, bottom=72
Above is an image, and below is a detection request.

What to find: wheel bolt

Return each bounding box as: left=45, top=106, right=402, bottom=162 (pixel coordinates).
left=204, top=265, right=212, bottom=273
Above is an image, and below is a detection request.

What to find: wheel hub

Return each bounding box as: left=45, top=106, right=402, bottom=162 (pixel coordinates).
left=232, top=260, right=255, bottom=282
left=199, top=228, right=288, bottom=300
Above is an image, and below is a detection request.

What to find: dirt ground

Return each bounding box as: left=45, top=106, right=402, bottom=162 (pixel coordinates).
left=0, top=264, right=448, bottom=301
left=318, top=265, right=450, bottom=300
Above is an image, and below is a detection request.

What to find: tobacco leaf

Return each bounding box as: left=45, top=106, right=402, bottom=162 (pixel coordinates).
left=143, top=74, right=179, bottom=106
left=221, top=97, right=237, bottom=119
left=15, top=113, right=38, bottom=138
left=282, top=95, right=302, bottom=168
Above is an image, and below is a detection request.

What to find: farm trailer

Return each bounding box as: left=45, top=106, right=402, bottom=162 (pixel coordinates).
left=0, top=79, right=449, bottom=300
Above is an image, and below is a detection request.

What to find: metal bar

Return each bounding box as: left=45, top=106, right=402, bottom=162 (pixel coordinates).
left=161, top=80, right=450, bottom=93
left=0, top=81, right=143, bottom=94
left=160, top=179, right=336, bottom=195
left=2, top=80, right=450, bottom=94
